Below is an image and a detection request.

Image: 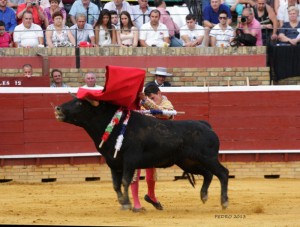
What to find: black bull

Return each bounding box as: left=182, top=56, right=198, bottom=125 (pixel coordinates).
left=55, top=99, right=229, bottom=210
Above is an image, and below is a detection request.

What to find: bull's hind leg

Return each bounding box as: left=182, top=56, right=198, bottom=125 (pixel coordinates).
left=177, top=160, right=213, bottom=204
left=204, top=160, right=229, bottom=209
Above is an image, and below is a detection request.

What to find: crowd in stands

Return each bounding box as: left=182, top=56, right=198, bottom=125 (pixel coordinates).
left=1, top=0, right=300, bottom=48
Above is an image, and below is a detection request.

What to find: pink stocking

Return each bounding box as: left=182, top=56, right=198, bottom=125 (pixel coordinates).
left=146, top=168, right=157, bottom=203
left=130, top=169, right=142, bottom=209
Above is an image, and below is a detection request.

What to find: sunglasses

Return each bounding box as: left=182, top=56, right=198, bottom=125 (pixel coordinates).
left=105, top=31, right=108, bottom=40
left=219, top=16, right=227, bottom=20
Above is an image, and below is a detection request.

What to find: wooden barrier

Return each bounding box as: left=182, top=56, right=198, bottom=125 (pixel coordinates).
left=0, top=86, right=300, bottom=167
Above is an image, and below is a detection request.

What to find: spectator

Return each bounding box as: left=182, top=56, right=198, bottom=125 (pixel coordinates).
left=43, top=0, right=67, bottom=28
left=277, top=0, right=300, bottom=27
left=274, top=0, right=289, bottom=14
left=139, top=9, right=169, bottom=47
left=278, top=6, right=300, bottom=45
left=0, top=0, right=17, bottom=34
left=210, top=10, right=234, bottom=47
left=180, top=14, right=205, bottom=47
left=117, top=11, right=138, bottom=47
left=203, top=0, right=232, bottom=46
left=94, top=9, right=117, bottom=46
left=131, top=0, right=152, bottom=29
left=39, top=0, right=63, bottom=10
left=131, top=85, right=174, bottom=212
left=253, top=0, right=278, bottom=46
left=154, top=0, right=182, bottom=47
left=110, top=10, right=119, bottom=28
left=224, top=0, right=256, bottom=21
left=22, top=63, right=32, bottom=77
left=7, top=0, right=24, bottom=11
left=70, top=13, right=95, bottom=46
left=14, top=11, right=44, bottom=47
left=0, top=21, right=12, bottom=47
left=145, top=67, right=172, bottom=87
left=46, top=11, right=75, bottom=47
left=50, top=69, right=69, bottom=87
left=82, top=72, right=102, bottom=87
left=238, top=7, right=263, bottom=46
left=69, top=0, right=99, bottom=26
left=104, top=0, right=133, bottom=20
left=16, top=0, right=45, bottom=26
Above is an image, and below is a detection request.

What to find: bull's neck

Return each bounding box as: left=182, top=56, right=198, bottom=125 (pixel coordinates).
left=83, top=105, right=121, bottom=149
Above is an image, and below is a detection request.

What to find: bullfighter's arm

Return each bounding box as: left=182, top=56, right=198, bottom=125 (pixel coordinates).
left=141, top=96, right=174, bottom=119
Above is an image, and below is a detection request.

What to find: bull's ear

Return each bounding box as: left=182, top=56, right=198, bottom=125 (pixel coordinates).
left=85, top=98, right=100, bottom=107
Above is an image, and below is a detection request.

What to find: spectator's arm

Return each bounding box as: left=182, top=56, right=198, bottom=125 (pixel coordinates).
left=139, top=39, right=148, bottom=47
left=36, top=6, right=45, bottom=21
left=210, top=36, right=216, bottom=47
left=46, top=29, right=54, bottom=47
left=94, top=26, right=99, bottom=46
left=38, top=36, right=44, bottom=45
left=67, top=30, right=76, bottom=46
left=70, top=16, right=76, bottom=25
left=116, top=29, right=122, bottom=46
left=132, top=27, right=139, bottom=47
left=266, top=4, right=278, bottom=39
left=111, top=27, right=117, bottom=44
left=203, top=20, right=215, bottom=29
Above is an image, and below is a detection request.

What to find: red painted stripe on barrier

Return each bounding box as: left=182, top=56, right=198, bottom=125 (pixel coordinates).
left=80, top=55, right=266, bottom=68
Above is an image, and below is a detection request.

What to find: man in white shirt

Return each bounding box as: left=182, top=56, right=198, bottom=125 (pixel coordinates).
left=131, top=0, right=152, bottom=29
left=180, top=14, right=205, bottom=47
left=104, top=0, right=133, bottom=20
left=210, top=10, right=234, bottom=47
left=139, top=9, right=169, bottom=47
left=13, top=11, right=43, bottom=47
left=82, top=72, right=102, bottom=88
left=70, top=13, right=95, bottom=46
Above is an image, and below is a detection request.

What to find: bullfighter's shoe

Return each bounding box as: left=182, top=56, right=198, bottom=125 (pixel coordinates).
left=144, top=195, right=163, bottom=210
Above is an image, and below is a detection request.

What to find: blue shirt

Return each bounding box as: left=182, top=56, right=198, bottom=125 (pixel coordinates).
left=69, top=1, right=99, bottom=25
left=0, top=7, right=17, bottom=32
left=203, top=4, right=232, bottom=24
left=279, top=22, right=300, bottom=39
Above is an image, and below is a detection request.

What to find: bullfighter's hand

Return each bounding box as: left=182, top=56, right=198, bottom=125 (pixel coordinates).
left=138, top=92, right=146, bottom=101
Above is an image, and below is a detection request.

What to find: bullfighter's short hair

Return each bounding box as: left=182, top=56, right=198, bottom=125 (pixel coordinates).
left=144, top=84, right=160, bottom=96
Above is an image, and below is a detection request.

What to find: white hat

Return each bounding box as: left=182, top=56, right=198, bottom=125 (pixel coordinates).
left=150, top=67, right=172, bottom=77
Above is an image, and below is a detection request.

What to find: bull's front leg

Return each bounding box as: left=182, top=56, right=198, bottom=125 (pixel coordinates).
left=110, top=169, right=124, bottom=207
left=121, top=168, right=136, bottom=210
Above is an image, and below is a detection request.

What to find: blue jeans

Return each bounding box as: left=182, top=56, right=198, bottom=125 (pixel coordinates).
left=170, top=36, right=183, bottom=47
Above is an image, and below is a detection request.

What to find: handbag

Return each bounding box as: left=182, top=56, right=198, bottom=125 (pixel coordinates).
left=230, top=28, right=257, bottom=47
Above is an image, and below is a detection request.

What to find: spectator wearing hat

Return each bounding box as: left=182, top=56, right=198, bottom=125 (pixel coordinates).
left=145, top=67, right=172, bottom=87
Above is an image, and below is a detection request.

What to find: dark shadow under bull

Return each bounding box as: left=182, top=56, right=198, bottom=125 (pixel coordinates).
left=55, top=98, right=229, bottom=210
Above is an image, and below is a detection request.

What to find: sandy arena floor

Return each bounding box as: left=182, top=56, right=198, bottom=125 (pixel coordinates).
left=0, top=178, right=299, bottom=226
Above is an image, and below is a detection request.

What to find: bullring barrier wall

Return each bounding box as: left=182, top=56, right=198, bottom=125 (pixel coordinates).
left=0, top=87, right=299, bottom=182
left=3, top=46, right=299, bottom=86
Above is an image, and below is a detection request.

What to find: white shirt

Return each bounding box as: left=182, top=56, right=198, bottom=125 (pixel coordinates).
left=210, top=24, right=234, bottom=47
left=277, top=4, right=300, bottom=23
left=13, top=23, right=43, bottom=47
left=70, top=23, right=95, bottom=45
left=104, top=1, right=133, bottom=20
left=139, top=22, right=169, bottom=47
left=131, top=5, right=153, bottom=29
left=180, top=24, right=205, bottom=47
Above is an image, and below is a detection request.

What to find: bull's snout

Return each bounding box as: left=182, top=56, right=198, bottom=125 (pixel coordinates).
left=54, top=106, right=65, bottom=121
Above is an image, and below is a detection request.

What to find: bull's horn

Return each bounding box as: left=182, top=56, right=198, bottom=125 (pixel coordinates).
left=69, top=92, right=77, bottom=99
left=85, top=98, right=100, bottom=107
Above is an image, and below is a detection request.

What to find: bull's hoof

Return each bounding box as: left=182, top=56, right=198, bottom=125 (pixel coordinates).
left=201, top=191, right=208, bottom=204
left=144, top=195, right=163, bottom=210
left=221, top=201, right=229, bottom=210
left=132, top=207, right=146, bottom=213
left=120, top=204, right=132, bottom=210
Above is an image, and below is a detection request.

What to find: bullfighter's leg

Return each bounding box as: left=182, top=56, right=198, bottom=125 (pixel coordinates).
left=130, top=169, right=146, bottom=212
left=110, top=169, right=124, bottom=207
left=144, top=168, right=163, bottom=210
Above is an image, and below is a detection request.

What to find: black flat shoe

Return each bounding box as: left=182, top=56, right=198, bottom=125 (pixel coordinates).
left=144, top=194, right=163, bottom=210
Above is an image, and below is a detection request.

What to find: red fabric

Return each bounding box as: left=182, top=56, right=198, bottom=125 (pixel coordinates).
left=77, top=65, right=145, bottom=110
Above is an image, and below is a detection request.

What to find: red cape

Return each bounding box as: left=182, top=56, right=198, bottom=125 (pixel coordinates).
left=77, top=65, right=145, bottom=110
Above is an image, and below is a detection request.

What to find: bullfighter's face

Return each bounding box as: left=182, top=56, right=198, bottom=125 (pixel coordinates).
left=148, top=91, right=163, bottom=105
